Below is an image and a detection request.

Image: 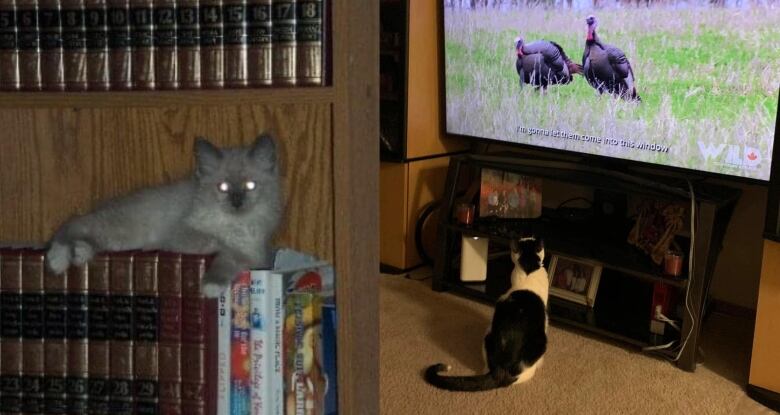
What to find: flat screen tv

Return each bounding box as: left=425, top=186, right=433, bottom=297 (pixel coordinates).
left=442, top=0, right=779, bottom=182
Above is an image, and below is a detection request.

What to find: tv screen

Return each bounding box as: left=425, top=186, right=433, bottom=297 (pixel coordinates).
left=442, top=1, right=779, bottom=181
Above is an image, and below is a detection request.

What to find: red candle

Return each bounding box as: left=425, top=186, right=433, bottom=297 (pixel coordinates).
left=664, top=250, right=684, bottom=277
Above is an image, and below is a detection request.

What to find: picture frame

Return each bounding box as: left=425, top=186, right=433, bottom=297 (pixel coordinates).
left=548, top=254, right=603, bottom=307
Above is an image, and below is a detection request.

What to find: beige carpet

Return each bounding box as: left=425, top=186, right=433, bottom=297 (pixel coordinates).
left=380, top=272, right=775, bottom=415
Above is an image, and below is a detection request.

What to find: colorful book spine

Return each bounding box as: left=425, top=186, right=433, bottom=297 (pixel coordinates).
left=43, top=251, right=69, bottom=414
left=295, top=0, right=322, bottom=86
left=230, top=271, right=251, bottom=415
left=176, top=0, right=200, bottom=89
left=181, top=254, right=209, bottom=415
left=39, top=0, right=66, bottom=90
left=199, top=0, right=223, bottom=88
left=271, top=0, right=295, bottom=85
left=284, top=292, right=324, bottom=415
left=0, top=0, right=21, bottom=91
left=85, top=0, right=110, bottom=90
left=157, top=252, right=182, bottom=415
left=62, top=0, right=88, bottom=90
left=153, top=0, right=177, bottom=89
left=0, top=249, right=24, bottom=413
left=109, top=251, right=135, bottom=415
left=107, top=0, right=132, bottom=89
left=129, top=0, right=154, bottom=89
left=21, top=250, right=46, bottom=414
left=321, top=298, right=336, bottom=415
left=66, top=263, right=90, bottom=414
left=249, top=270, right=270, bottom=415
left=17, top=0, right=43, bottom=90
left=87, top=254, right=111, bottom=414
left=245, top=0, right=270, bottom=87
left=216, top=279, right=231, bottom=415
left=133, top=251, right=160, bottom=414
left=267, top=273, right=283, bottom=415
left=223, top=0, right=248, bottom=88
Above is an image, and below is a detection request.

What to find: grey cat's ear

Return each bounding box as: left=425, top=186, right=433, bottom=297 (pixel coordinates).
left=194, top=137, right=223, bottom=177
left=248, top=133, right=277, bottom=164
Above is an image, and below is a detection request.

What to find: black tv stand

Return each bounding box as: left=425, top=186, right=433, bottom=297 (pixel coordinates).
left=432, top=153, right=741, bottom=372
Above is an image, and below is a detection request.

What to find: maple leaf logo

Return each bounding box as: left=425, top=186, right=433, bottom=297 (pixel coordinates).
left=747, top=152, right=758, bottom=161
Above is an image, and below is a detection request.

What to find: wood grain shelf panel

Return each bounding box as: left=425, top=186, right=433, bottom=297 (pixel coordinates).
left=0, top=87, right=335, bottom=109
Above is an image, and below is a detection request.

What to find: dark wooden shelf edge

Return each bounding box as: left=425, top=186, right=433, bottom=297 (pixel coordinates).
left=0, top=86, right=335, bottom=108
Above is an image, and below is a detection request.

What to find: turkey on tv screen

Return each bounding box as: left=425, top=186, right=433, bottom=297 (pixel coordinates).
left=442, top=0, right=780, bottom=181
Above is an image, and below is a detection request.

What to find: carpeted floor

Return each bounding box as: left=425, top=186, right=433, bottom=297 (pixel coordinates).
left=380, top=271, right=775, bottom=415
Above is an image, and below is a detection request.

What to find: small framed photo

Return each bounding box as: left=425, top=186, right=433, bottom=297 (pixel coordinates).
left=548, top=254, right=602, bottom=307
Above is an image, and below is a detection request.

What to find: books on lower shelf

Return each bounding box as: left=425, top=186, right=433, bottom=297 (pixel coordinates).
left=0, top=0, right=329, bottom=91
left=0, top=246, right=337, bottom=415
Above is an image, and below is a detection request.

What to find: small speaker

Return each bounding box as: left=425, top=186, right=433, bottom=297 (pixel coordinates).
left=594, top=189, right=627, bottom=238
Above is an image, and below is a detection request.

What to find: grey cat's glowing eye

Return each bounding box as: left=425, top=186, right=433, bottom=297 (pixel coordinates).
left=218, top=182, right=230, bottom=192
left=244, top=181, right=256, bottom=190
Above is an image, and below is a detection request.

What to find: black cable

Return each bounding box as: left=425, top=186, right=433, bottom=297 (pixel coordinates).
left=555, top=197, right=593, bottom=210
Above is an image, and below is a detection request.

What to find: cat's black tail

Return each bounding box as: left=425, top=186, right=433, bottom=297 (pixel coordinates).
left=424, top=364, right=515, bottom=392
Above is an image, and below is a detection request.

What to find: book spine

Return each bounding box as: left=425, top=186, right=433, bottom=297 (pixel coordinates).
left=87, top=254, right=111, bottom=415
left=132, top=252, right=159, bottom=415
left=180, top=254, right=208, bottom=415
left=129, top=0, right=153, bottom=89
left=108, top=251, right=135, bottom=415
left=284, top=293, right=319, bottom=415
left=204, top=295, right=219, bottom=415
left=84, top=0, right=109, bottom=89
left=245, top=0, right=270, bottom=87
left=65, top=264, right=89, bottom=415
left=61, top=0, right=87, bottom=90
left=199, top=0, right=223, bottom=88
left=175, top=0, right=199, bottom=89
left=157, top=252, right=182, bottom=415
left=17, top=0, right=42, bottom=90
left=216, top=280, right=231, bottom=415
left=267, top=273, right=283, bottom=415
left=222, top=0, right=246, bottom=88
left=0, top=249, right=24, bottom=413
left=321, top=300, right=336, bottom=415
left=43, top=253, right=69, bottom=414
left=18, top=251, right=43, bottom=414
left=21, top=250, right=46, bottom=414
left=294, top=0, right=320, bottom=86
left=230, top=271, right=251, bottom=415
left=0, top=1, right=21, bottom=91
left=249, top=270, right=269, bottom=415
left=39, top=0, right=65, bottom=90
left=271, top=0, right=295, bottom=86
left=153, top=0, right=176, bottom=89
left=107, top=0, right=132, bottom=90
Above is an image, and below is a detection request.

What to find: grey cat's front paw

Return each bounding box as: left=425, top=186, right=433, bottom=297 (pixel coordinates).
left=46, top=242, right=72, bottom=275
left=71, top=240, right=96, bottom=266
left=202, top=282, right=227, bottom=298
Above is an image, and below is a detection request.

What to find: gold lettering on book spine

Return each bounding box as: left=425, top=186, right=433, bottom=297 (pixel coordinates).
left=272, top=0, right=295, bottom=85
left=0, top=0, right=21, bottom=90
left=62, top=0, right=88, bottom=90
left=84, top=0, right=109, bottom=90
left=247, top=0, right=271, bottom=86
left=296, top=0, right=321, bottom=85
left=176, top=0, right=201, bottom=89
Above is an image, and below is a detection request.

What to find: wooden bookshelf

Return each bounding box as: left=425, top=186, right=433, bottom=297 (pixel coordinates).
left=0, top=1, right=378, bottom=413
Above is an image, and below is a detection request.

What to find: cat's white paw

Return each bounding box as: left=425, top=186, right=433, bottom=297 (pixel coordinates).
left=46, top=242, right=72, bottom=275
left=71, top=240, right=95, bottom=266
left=202, top=282, right=227, bottom=298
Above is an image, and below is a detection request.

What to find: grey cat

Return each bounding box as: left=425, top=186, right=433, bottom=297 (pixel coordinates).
left=45, top=134, right=282, bottom=298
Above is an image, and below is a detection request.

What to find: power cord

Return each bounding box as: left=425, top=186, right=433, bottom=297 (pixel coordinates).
left=642, top=178, right=696, bottom=362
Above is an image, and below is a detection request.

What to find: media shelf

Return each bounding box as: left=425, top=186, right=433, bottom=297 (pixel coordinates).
left=432, top=153, right=741, bottom=372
